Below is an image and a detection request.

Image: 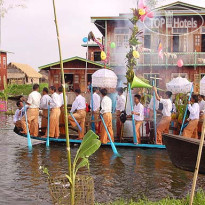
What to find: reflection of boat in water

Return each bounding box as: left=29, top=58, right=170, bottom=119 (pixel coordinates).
left=163, top=134, right=205, bottom=174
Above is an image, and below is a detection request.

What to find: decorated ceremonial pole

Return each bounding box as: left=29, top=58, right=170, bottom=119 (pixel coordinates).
left=179, top=85, right=193, bottom=135
left=52, top=0, right=73, bottom=204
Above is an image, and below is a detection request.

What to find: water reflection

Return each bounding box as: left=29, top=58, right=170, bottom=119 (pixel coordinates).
left=1, top=113, right=205, bottom=204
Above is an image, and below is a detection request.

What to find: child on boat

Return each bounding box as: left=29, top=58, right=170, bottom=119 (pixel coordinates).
left=39, top=87, right=52, bottom=134
left=90, top=87, right=101, bottom=134
left=183, top=94, right=199, bottom=139
left=100, top=88, right=114, bottom=144
left=132, top=94, right=144, bottom=144
left=43, top=86, right=61, bottom=139
left=116, top=87, right=126, bottom=140
left=68, top=89, right=86, bottom=139
left=13, top=100, right=27, bottom=134
left=153, top=87, right=172, bottom=145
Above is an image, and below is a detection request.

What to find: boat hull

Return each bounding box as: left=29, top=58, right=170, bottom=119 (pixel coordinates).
left=17, top=133, right=166, bottom=149
left=163, top=134, right=205, bottom=174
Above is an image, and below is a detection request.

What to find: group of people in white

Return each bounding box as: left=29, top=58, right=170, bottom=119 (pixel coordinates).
left=13, top=83, right=204, bottom=145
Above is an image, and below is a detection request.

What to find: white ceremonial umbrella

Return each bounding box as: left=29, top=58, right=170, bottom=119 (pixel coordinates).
left=92, top=69, right=117, bottom=89
left=166, top=77, right=192, bottom=94
left=200, top=76, right=205, bottom=96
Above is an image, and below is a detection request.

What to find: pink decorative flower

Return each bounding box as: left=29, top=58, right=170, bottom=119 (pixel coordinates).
left=138, top=0, right=154, bottom=22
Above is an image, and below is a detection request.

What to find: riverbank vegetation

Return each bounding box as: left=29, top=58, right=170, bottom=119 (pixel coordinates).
left=0, top=83, right=48, bottom=98
left=96, top=190, right=205, bottom=205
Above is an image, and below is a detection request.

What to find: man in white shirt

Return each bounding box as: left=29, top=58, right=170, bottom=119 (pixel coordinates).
left=198, top=95, right=205, bottom=134
left=21, top=84, right=41, bottom=137
left=90, top=87, right=101, bottom=134
left=132, top=94, right=144, bottom=144
left=68, top=89, right=86, bottom=139
left=153, top=87, right=172, bottom=145
left=58, top=86, right=68, bottom=135
left=183, top=95, right=199, bottom=139
left=100, top=88, right=114, bottom=144
left=116, top=87, right=126, bottom=139
left=40, top=87, right=52, bottom=134
left=43, top=86, right=61, bottom=138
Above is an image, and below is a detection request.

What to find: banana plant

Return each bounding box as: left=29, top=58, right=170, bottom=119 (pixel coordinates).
left=66, top=130, right=101, bottom=202
left=40, top=130, right=101, bottom=204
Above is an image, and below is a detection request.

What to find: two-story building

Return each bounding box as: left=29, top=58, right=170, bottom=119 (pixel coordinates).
left=0, top=50, right=7, bottom=90
left=91, top=1, right=205, bottom=93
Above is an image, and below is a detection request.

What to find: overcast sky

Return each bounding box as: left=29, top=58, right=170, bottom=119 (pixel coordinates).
left=2, top=0, right=205, bottom=70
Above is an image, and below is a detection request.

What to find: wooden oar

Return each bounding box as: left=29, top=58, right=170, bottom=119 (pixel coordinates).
left=180, top=85, right=193, bottom=135
left=128, top=83, right=137, bottom=144
left=90, top=84, right=95, bottom=132
left=23, top=102, right=32, bottom=149
left=189, top=116, right=205, bottom=205
left=100, top=114, right=121, bottom=157
left=70, top=112, right=82, bottom=132
left=46, top=103, right=50, bottom=147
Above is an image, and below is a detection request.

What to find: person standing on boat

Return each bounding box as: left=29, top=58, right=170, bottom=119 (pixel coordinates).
left=58, top=86, right=68, bottom=135
left=149, top=94, right=159, bottom=119
left=43, top=86, right=61, bottom=138
left=90, top=87, right=101, bottom=134
left=68, top=89, right=86, bottom=139
left=21, top=84, right=41, bottom=137
left=153, top=87, right=172, bottom=145
left=39, top=87, right=52, bottom=134
left=132, top=94, right=144, bottom=144
left=116, top=87, right=126, bottom=139
left=100, top=88, right=114, bottom=144
left=198, top=95, right=205, bottom=134
left=183, top=95, right=199, bottom=139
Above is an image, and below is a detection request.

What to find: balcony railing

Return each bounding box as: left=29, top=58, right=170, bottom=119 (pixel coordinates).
left=110, top=52, right=205, bottom=67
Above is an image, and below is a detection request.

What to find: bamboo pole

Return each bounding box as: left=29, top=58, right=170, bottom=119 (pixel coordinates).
left=189, top=117, right=205, bottom=205
left=52, top=0, right=73, bottom=204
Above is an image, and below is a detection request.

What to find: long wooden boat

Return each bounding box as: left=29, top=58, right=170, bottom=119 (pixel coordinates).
left=17, top=133, right=165, bottom=149
left=163, top=134, right=205, bottom=174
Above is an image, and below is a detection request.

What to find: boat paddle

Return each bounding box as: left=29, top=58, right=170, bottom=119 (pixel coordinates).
left=90, top=84, right=95, bottom=132
left=100, top=114, right=121, bottom=157
left=23, top=102, right=32, bottom=149
left=70, top=112, right=82, bottom=132
left=46, top=102, right=50, bottom=147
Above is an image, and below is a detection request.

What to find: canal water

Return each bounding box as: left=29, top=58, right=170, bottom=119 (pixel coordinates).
left=1, top=112, right=205, bottom=205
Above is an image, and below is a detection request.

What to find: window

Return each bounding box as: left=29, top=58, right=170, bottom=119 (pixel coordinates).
left=172, top=28, right=188, bottom=34
left=94, top=52, right=101, bottom=61
left=3, top=57, right=6, bottom=68
left=171, top=73, right=188, bottom=79
left=114, top=28, right=130, bottom=48
left=143, top=73, right=160, bottom=87
left=54, top=74, right=59, bottom=84
left=194, top=35, right=201, bottom=46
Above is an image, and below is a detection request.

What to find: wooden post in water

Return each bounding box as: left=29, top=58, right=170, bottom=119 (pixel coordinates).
left=189, top=117, right=205, bottom=205
left=52, top=0, right=73, bottom=204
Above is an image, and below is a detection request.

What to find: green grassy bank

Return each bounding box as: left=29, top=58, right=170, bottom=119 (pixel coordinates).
left=8, top=83, right=48, bottom=96
left=96, top=190, right=205, bottom=205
